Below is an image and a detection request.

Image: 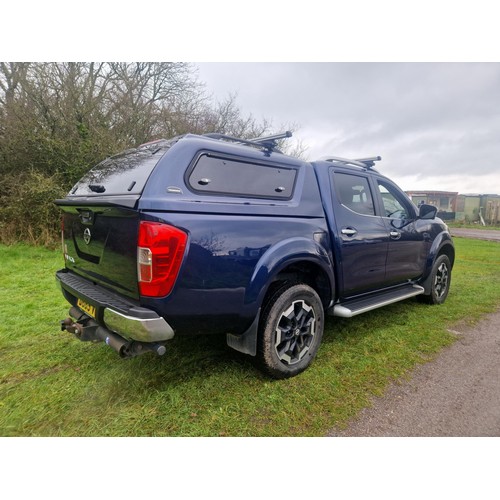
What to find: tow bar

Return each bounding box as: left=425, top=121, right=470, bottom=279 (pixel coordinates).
left=61, top=307, right=166, bottom=358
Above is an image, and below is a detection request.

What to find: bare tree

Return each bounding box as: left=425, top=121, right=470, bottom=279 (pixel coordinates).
left=0, top=61, right=306, bottom=245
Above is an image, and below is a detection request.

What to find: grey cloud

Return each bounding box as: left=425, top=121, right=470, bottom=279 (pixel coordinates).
left=197, top=62, right=500, bottom=193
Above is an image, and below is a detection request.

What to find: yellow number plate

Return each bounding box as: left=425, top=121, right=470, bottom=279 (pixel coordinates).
left=77, top=298, right=96, bottom=318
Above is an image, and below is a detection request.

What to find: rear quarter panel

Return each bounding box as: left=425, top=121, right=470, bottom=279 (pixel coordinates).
left=137, top=138, right=331, bottom=335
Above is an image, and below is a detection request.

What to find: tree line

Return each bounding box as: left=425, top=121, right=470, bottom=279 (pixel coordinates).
left=0, top=62, right=295, bottom=245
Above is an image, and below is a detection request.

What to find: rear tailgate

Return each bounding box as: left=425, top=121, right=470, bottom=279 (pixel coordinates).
left=55, top=140, right=174, bottom=300
left=58, top=203, right=140, bottom=300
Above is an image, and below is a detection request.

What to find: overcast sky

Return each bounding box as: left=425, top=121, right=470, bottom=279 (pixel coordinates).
left=4, top=3, right=499, bottom=195
left=196, top=63, right=500, bottom=195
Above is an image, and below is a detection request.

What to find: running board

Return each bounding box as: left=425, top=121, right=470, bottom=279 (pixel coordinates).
left=331, top=285, right=425, bottom=318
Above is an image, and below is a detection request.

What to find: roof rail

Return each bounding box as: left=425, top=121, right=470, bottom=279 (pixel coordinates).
left=203, top=131, right=292, bottom=153
left=318, top=155, right=381, bottom=169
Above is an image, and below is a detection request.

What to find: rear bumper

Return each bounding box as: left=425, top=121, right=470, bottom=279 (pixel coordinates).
left=56, top=269, right=174, bottom=343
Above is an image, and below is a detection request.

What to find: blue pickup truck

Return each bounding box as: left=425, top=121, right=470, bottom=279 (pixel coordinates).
left=56, top=132, right=455, bottom=378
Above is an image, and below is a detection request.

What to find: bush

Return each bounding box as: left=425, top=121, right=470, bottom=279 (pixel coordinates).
left=0, top=170, right=68, bottom=247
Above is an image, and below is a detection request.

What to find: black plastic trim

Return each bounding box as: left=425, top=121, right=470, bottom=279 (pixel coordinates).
left=56, top=269, right=157, bottom=320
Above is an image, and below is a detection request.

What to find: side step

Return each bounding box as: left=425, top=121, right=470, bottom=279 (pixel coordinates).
left=331, top=285, right=425, bottom=318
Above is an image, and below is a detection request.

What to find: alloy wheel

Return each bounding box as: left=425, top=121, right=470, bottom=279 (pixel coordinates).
left=274, top=300, right=316, bottom=365
left=434, top=262, right=449, bottom=299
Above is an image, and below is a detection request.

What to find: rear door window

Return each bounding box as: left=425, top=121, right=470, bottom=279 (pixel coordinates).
left=188, top=153, right=297, bottom=199
left=334, top=172, right=376, bottom=216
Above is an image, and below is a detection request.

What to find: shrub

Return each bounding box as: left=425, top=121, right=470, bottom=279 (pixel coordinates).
left=0, top=170, right=67, bottom=247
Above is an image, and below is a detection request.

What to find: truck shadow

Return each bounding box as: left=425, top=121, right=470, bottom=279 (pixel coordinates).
left=88, top=298, right=428, bottom=395
left=119, top=332, right=263, bottom=386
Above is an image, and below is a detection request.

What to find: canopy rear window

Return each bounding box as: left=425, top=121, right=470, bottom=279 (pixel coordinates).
left=69, top=141, right=173, bottom=197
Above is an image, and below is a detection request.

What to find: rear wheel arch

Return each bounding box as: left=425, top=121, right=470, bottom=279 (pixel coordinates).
left=244, top=237, right=335, bottom=309
left=263, top=260, right=334, bottom=311
left=228, top=259, right=333, bottom=359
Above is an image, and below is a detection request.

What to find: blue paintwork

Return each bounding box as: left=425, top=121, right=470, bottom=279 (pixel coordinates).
left=138, top=214, right=334, bottom=335
left=244, top=236, right=334, bottom=305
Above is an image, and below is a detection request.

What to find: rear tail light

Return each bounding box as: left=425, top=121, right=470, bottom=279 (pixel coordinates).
left=137, top=221, right=188, bottom=297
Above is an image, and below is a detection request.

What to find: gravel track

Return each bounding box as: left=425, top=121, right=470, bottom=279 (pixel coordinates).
left=449, top=228, right=500, bottom=241
left=329, top=310, right=500, bottom=436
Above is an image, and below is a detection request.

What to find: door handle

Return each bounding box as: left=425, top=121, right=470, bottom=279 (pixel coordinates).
left=390, top=230, right=401, bottom=240
left=341, top=228, right=357, bottom=236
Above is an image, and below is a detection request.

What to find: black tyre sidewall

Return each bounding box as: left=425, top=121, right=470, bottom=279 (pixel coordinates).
left=258, top=283, right=324, bottom=379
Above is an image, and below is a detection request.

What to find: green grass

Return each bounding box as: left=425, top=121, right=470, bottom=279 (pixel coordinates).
left=1, top=239, right=499, bottom=436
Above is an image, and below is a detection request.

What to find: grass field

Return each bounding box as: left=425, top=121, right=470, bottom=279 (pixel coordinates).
left=1, top=238, right=499, bottom=436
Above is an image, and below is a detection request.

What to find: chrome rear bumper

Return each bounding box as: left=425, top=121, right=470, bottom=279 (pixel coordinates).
left=103, top=308, right=174, bottom=342
left=56, top=269, right=175, bottom=343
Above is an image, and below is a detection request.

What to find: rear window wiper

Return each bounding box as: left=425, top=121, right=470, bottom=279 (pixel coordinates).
left=89, top=184, right=106, bottom=193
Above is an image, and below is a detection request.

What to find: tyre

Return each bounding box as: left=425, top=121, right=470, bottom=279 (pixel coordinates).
left=423, top=254, right=451, bottom=305
left=257, top=283, right=324, bottom=379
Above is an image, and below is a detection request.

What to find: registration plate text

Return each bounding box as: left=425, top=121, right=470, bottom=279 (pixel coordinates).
left=77, top=298, right=96, bottom=318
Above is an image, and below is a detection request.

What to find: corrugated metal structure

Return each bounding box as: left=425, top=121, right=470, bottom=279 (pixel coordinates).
left=483, top=195, right=500, bottom=224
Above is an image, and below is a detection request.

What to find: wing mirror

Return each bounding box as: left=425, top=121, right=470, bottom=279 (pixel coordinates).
left=418, top=203, right=437, bottom=220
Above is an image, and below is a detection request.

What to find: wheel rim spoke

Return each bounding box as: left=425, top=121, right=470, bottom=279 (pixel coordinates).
left=275, top=300, right=316, bottom=365
left=434, top=262, right=449, bottom=298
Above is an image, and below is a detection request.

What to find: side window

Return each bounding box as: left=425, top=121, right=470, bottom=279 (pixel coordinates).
left=188, top=154, right=297, bottom=199
left=334, top=173, right=375, bottom=216
left=377, top=182, right=412, bottom=219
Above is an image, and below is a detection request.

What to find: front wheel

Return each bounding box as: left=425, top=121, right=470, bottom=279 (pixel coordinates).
left=257, top=283, right=324, bottom=379
left=423, top=254, right=452, bottom=305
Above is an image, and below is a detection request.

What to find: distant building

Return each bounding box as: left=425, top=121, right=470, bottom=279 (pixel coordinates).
left=406, top=191, right=458, bottom=220
left=406, top=190, right=500, bottom=225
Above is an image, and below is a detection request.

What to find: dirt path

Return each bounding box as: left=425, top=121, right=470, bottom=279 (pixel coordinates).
left=450, top=227, right=500, bottom=242
left=329, top=310, right=500, bottom=436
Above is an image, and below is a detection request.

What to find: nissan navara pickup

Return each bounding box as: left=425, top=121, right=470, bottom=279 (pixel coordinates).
left=56, top=131, right=455, bottom=378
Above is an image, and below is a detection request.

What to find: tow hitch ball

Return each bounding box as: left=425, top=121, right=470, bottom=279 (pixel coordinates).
left=60, top=317, right=83, bottom=336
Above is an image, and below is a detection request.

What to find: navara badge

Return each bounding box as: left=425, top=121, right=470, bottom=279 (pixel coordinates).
left=83, top=228, right=92, bottom=245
